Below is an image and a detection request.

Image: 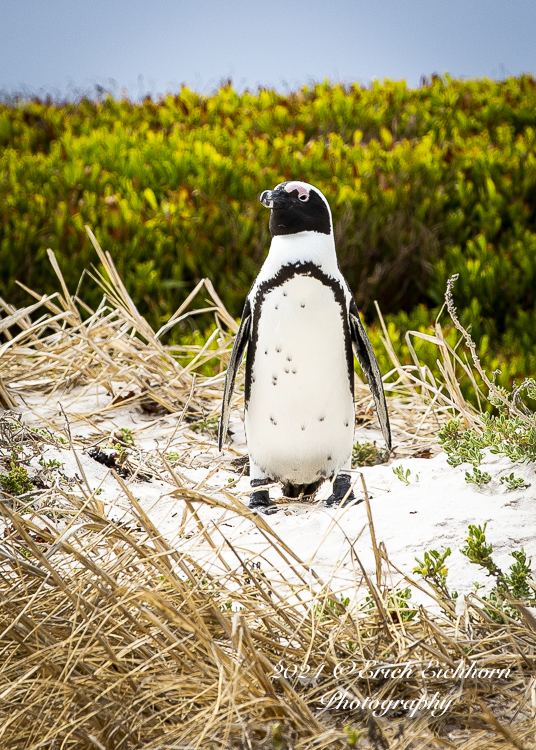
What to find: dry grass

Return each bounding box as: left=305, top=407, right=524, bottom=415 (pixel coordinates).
left=0, top=234, right=534, bottom=749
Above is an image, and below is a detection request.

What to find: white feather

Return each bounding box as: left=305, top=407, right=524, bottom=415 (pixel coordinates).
left=245, top=273, right=354, bottom=485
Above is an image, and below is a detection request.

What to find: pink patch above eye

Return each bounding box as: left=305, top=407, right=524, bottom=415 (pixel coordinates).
left=284, top=182, right=309, bottom=200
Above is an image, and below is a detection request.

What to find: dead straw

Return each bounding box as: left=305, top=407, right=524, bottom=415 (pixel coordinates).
left=0, top=238, right=534, bottom=748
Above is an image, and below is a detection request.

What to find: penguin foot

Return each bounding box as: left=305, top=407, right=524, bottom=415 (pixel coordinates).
left=282, top=479, right=323, bottom=499
left=251, top=477, right=273, bottom=488
left=248, top=489, right=278, bottom=514
left=325, top=473, right=360, bottom=508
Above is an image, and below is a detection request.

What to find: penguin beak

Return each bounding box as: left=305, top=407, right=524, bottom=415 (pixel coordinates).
left=260, top=189, right=287, bottom=209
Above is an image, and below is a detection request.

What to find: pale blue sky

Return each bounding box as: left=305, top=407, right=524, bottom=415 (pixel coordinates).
left=1, top=0, right=535, bottom=98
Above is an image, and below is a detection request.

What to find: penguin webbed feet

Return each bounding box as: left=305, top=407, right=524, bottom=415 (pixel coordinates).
left=248, top=489, right=278, bottom=515
left=325, top=473, right=361, bottom=508
left=248, top=475, right=359, bottom=513
left=282, top=479, right=323, bottom=500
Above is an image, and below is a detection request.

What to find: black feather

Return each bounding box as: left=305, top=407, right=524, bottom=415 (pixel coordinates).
left=218, top=301, right=251, bottom=450
left=348, top=299, right=392, bottom=450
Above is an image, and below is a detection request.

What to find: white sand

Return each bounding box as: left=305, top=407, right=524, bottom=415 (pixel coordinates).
left=10, top=382, right=536, bottom=607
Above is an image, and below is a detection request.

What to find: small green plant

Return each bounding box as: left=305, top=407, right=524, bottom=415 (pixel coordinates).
left=465, top=467, right=491, bottom=485
left=344, top=725, right=362, bottom=747
left=190, top=417, right=219, bottom=435
left=313, top=593, right=351, bottom=622
left=352, top=441, right=388, bottom=467
left=461, top=523, right=496, bottom=571
left=360, top=587, right=417, bottom=622
left=438, top=419, right=486, bottom=467
left=392, top=465, right=411, bottom=484
left=413, top=531, right=536, bottom=621
left=271, top=724, right=284, bottom=750
left=30, top=426, right=67, bottom=445
left=112, top=442, right=127, bottom=463
left=461, top=521, right=499, bottom=575
left=387, top=587, right=417, bottom=622
left=164, top=451, right=181, bottom=464
left=460, top=523, right=536, bottom=621
left=485, top=411, right=536, bottom=463
left=414, top=547, right=452, bottom=593
left=500, top=472, right=529, bottom=490
left=413, top=545, right=460, bottom=611
left=505, top=549, right=535, bottom=600
left=38, top=457, right=64, bottom=469
left=439, top=411, right=536, bottom=469
left=0, top=463, right=33, bottom=495
left=30, top=427, right=52, bottom=438
left=119, top=427, right=135, bottom=445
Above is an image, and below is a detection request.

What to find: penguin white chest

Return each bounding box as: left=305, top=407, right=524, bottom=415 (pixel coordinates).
left=245, top=274, right=355, bottom=484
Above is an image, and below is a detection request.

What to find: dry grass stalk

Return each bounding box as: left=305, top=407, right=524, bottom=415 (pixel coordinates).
left=1, top=476, right=535, bottom=749
left=445, top=274, right=536, bottom=428
left=0, top=231, right=484, bottom=459
left=0, top=238, right=534, bottom=748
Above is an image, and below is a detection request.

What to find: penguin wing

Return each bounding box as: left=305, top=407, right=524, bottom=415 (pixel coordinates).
left=348, top=300, right=392, bottom=450
left=218, top=300, right=252, bottom=451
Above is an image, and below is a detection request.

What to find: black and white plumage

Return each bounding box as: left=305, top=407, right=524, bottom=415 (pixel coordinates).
left=219, top=181, right=391, bottom=508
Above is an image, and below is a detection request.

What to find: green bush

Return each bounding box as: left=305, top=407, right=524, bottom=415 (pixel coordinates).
left=2, top=76, right=536, bottom=387
left=438, top=407, right=536, bottom=467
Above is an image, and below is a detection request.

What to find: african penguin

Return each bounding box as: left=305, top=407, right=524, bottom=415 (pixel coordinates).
left=219, top=181, right=391, bottom=512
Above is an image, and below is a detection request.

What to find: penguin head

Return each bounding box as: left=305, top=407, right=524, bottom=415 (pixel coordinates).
left=260, top=181, right=332, bottom=238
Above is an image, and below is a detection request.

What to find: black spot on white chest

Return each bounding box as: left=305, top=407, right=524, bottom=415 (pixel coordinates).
left=244, top=262, right=354, bottom=408
left=249, top=276, right=351, bottom=397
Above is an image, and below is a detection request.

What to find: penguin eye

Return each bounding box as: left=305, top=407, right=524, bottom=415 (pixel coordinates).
left=284, top=182, right=310, bottom=202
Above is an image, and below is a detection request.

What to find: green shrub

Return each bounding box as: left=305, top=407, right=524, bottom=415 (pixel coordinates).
left=351, top=440, right=388, bottom=467
left=464, top=467, right=492, bottom=486
left=462, top=523, right=536, bottom=622
left=0, top=462, right=33, bottom=495
left=438, top=409, right=536, bottom=467
left=415, top=526, right=536, bottom=623
left=2, top=77, right=536, bottom=388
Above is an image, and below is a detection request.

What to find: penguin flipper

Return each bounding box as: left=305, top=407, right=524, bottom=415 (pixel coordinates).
left=218, top=309, right=251, bottom=450
left=349, top=303, right=392, bottom=451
